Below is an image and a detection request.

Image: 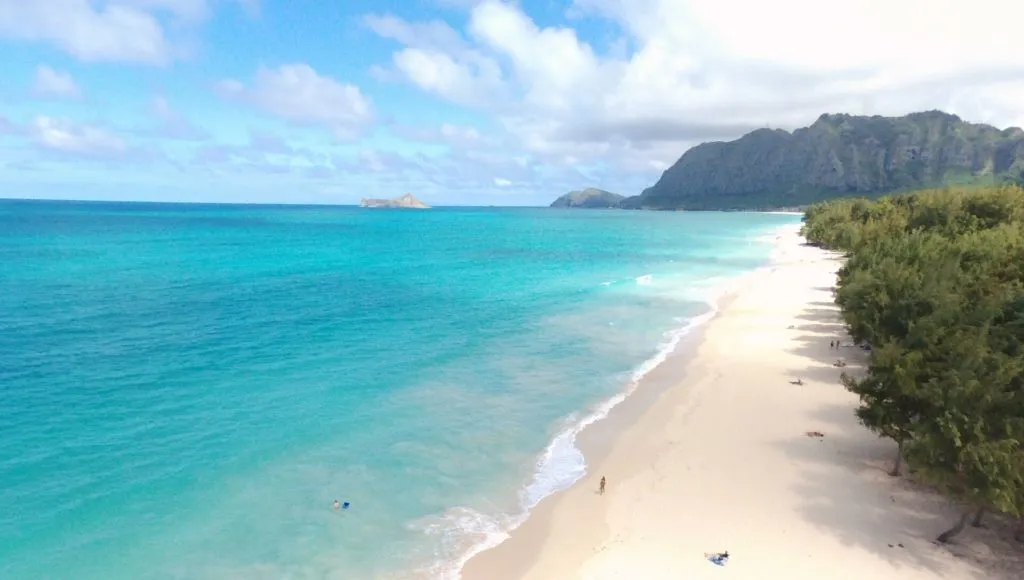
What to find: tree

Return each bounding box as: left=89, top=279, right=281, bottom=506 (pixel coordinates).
left=803, top=184, right=1024, bottom=543
left=841, top=340, right=927, bottom=476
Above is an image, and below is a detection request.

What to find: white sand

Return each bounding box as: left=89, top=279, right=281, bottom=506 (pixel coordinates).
left=461, top=231, right=1006, bottom=580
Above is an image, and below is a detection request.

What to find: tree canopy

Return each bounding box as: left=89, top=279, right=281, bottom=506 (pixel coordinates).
left=802, top=185, right=1024, bottom=541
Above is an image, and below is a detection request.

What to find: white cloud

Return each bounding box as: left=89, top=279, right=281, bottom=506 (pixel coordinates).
left=31, top=65, right=81, bottom=99
left=439, top=123, right=486, bottom=147
left=0, top=0, right=170, bottom=63
left=117, top=0, right=260, bottom=20
left=433, top=0, right=489, bottom=7
left=219, top=64, right=374, bottom=139
left=214, top=79, right=245, bottom=96
left=364, top=14, right=466, bottom=53
left=494, top=177, right=511, bottom=186
left=118, top=0, right=211, bottom=20
left=0, top=0, right=253, bottom=63
left=370, top=0, right=1024, bottom=183
left=390, top=122, right=493, bottom=149
left=150, top=95, right=175, bottom=118
left=31, top=116, right=126, bottom=155
left=365, top=12, right=505, bottom=107
left=146, top=96, right=209, bottom=140
left=248, top=131, right=293, bottom=155
left=0, top=115, right=19, bottom=135
left=393, top=48, right=505, bottom=107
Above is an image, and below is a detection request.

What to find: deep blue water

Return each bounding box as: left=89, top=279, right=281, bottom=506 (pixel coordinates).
left=0, top=200, right=798, bottom=579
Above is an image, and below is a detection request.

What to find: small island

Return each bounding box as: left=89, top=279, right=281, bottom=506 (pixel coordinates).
left=359, top=193, right=431, bottom=209
left=549, top=187, right=624, bottom=209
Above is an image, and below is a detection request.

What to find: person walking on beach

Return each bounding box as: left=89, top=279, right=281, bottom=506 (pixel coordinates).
left=829, top=340, right=834, bottom=349
left=599, top=476, right=606, bottom=495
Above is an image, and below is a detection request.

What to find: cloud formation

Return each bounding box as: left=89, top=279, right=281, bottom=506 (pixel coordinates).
left=370, top=0, right=1024, bottom=175
left=31, top=65, right=82, bottom=99
left=0, top=0, right=255, bottom=63
left=27, top=116, right=166, bottom=167
left=218, top=64, right=374, bottom=139
left=186, top=130, right=329, bottom=179
left=145, top=96, right=210, bottom=141
left=0, top=0, right=171, bottom=63
left=5, top=0, right=1024, bottom=205
left=31, top=116, right=126, bottom=155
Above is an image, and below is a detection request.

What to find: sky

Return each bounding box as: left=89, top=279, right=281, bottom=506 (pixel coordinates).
left=1, top=0, right=1022, bottom=206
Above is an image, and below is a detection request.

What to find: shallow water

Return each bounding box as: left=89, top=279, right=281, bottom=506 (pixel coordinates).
left=0, top=201, right=798, bottom=579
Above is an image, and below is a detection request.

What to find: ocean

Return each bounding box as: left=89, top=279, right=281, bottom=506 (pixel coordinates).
left=0, top=200, right=799, bottom=579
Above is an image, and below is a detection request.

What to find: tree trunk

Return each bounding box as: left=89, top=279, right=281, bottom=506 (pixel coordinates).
left=936, top=511, right=971, bottom=543
left=889, top=438, right=904, bottom=477
left=971, top=507, right=985, bottom=528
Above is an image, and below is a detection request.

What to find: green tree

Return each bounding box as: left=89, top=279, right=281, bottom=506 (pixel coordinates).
left=803, top=184, right=1024, bottom=543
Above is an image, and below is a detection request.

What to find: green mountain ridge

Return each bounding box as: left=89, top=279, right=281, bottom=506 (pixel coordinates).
left=620, top=110, right=1024, bottom=211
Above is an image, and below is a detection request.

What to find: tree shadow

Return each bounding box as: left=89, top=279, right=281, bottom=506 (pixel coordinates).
left=771, top=415, right=973, bottom=576
left=787, top=361, right=851, bottom=385
left=794, top=308, right=846, bottom=324
left=777, top=299, right=1023, bottom=578
left=791, top=322, right=846, bottom=336
left=775, top=398, right=1024, bottom=578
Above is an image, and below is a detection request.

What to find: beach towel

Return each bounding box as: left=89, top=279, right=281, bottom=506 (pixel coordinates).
left=707, top=555, right=728, bottom=566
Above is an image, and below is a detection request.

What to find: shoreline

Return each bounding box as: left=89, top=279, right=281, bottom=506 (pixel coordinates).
left=459, top=229, right=1002, bottom=579
left=437, top=223, right=801, bottom=578
left=433, top=306, right=721, bottom=579
left=428, top=223, right=800, bottom=579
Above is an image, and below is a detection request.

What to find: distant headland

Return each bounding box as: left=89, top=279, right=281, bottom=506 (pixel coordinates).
left=549, top=188, right=624, bottom=209
left=548, top=110, right=1024, bottom=211
left=359, top=194, right=431, bottom=209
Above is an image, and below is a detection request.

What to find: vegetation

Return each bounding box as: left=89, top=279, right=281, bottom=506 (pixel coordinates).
left=801, top=185, right=1024, bottom=543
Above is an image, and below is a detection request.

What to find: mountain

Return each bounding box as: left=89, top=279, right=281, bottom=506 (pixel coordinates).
left=549, top=188, right=625, bottom=208
left=359, top=193, right=431, bottom=209
left=621, top=111, right=1024, bottom=211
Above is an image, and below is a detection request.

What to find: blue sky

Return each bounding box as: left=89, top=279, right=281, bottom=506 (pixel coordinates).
left=1, top=0, right=1022, bottom=206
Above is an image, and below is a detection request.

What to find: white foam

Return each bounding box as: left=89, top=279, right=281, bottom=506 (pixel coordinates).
left=635, top=274, right=653, bottom=285
left=425, top=222, right=800, bottom=579
left=416, top=310, right=719, bottom=580
left=409, top=506, right=517, bottom=580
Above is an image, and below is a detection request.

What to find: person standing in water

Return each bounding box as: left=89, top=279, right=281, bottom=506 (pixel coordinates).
left=333, top=500, right=340, bottom=510
left=599, top=476, right=606, bottom=495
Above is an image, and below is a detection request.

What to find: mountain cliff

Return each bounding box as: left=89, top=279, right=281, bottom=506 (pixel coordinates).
left=550, top=188, right=625, bottom=208
left=621, top=111, right=1024, bottom=211
left=359, top=193, right=431, bottom=209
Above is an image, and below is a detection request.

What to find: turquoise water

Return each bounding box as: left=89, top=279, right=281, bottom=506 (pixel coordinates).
left=0, top=200, right=798, bottom=579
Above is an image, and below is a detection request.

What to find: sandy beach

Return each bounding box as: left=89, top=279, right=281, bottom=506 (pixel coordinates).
left=462, top=229, right=1016, bottom=580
